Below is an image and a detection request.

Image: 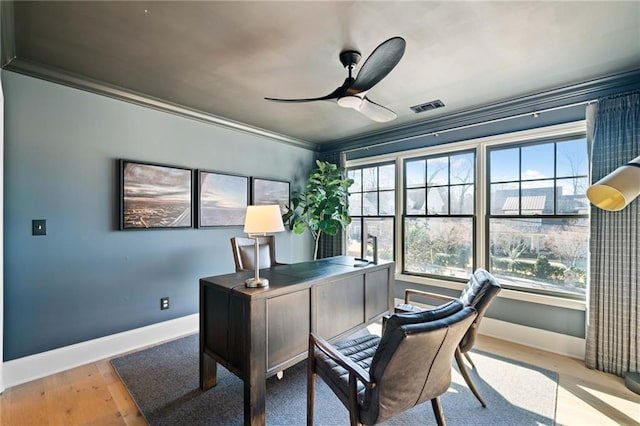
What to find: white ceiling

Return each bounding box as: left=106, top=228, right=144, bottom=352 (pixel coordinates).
left=7, top=1, right=640, bottom=146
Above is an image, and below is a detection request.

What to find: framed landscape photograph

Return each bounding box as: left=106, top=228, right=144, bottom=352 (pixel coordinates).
left=120, top=160, right=193, bottom=229
left=251, top=177, right=290, bottom=217
left=198, top=170, right=249, bottom=227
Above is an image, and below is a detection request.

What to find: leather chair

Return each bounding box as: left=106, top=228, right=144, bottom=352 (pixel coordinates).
left=230, top=236, right=282, bottom=272
left=395, top=268, right=501, bottom=407
left=307, top=306, right=478, bottom=426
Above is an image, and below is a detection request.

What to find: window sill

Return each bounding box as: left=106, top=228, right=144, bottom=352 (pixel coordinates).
left=396, top=273, right=587, bottom=311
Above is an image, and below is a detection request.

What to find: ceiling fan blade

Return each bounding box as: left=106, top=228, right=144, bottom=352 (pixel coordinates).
left=265, top=85, right=345, bottom=103
left=348, top=37, right=406, bottom=94
left=358, top=96, right=397, bottom=122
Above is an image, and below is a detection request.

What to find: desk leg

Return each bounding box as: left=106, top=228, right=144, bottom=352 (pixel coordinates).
left=200, top=351, right=218, bottom=391
left=244, top=300, right=267, bottom=426
left=244, top=367, right=266, bottom=426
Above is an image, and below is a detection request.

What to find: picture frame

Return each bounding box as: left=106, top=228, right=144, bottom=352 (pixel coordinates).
left=197, top=170, right=249, bottom=227
left=251, top=177, right=290, bottom=217
left=120, top=160, right=193, bottom=230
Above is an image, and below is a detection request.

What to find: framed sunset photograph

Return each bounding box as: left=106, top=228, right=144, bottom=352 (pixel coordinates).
left=198, top=170, right=249, bottom=227
left=120, top=160, right=193, bottom=229
left=251, top=177, right=290, bottom=217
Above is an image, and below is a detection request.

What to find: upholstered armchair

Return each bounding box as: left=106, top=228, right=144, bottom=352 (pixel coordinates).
left=395, top=268, right=501, bottom=407
left=230, top=236, right=282, bottom=272
left=307, top=306, right=478, bottom=426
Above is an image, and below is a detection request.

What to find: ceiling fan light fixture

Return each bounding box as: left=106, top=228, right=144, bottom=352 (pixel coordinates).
left=337, top=95, right=363, bottom=110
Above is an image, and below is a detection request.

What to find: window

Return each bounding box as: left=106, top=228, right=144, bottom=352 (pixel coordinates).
left=488, top=138, right=589, bottom=298
left=403, top=151, right=475, bottom=280
left=344, top=122, right=588, bottom=301
left=347, top=163, right=395, bottom=262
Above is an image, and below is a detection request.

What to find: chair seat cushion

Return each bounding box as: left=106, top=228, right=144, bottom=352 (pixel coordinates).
left=313, top=334, right=380, bottom=407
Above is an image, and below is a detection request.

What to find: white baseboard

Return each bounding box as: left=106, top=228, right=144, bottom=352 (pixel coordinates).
left=479, top=316, right=586, bottom=360
left=1, top=314, right=199, bottom=390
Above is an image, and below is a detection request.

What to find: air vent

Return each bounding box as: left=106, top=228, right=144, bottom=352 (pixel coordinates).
left=410, top=99, right=445, bottom=114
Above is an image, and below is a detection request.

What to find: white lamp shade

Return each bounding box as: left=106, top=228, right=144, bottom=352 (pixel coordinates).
left=244, top=205, right=285, bottom=234
left=587, top=155, right=640, bottom=211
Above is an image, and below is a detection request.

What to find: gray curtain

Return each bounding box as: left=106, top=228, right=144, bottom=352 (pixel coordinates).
left=586, top=90, right=640, bottom=376
left=317, top=151, right=346, bottom=259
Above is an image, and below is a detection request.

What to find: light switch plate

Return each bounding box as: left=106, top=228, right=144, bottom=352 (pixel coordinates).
left=32, top=219, right=47, bottom=236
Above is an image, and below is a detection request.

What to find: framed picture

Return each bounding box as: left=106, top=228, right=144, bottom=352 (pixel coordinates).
left=198, top=170, right=249, bottom=227
left=120, top=160, right=193, bottom=229
left=251, top=177, right=290, bottom=217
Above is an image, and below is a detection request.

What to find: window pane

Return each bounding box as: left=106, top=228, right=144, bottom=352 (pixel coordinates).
left=346, top=220, right=362, bottom=258
left=362, top=192, right=378, bottom=215
left=404, top=217, right=473, bottom=279
left=348, top=193, right=362, bottom=216
left=406, top=188, right=425, bottom=215
left=450, top=152, right=475, bottom=184
left=379, top=164, right=395, bottom=190
left=450, top=184, right=474, bottom=214
left=364, top=218, right=394, bottom=262
left=379, top=190, right=395, bottom=215
left=348, top=169, right=362, bottom=192
left=490, top=182, right=519, bottom=215
left=491, top=148, right=519, bottom=182
left=362, top=167, right=378, bottom=191
left=557, top=177, right=589, bottom=214
left=427, top=157, right=448, bottom=185
left=427, top=187, right=448, bottom=214
left=521, top=143, right=554, bottom=180
left=489, top=218, right=588, bottom=297
left=521, top=180, right=554, bottom=214
left=406, top=160, right=425, bottom=187
left=348, top=218, right=395, bottom=261
left=557, top=139, right=588, bottom=178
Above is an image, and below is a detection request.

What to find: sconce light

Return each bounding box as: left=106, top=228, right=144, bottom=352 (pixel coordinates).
left=243, top=205, right=284, bottom=288
left=586, top=155, right=640, bottom=211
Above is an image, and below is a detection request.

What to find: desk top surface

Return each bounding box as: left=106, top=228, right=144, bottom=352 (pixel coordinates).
left=200, top=256, right=393, bottom=298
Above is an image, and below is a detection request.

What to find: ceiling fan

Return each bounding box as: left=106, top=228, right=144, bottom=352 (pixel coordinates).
left=265, top=37, right=406, bottom=123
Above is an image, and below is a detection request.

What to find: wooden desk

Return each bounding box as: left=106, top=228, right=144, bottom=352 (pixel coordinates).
left=199, top=256, right=394, bottom=426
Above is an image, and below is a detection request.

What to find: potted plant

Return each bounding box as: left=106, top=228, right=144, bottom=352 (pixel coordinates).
left=283, top=160, right=354, bottom=260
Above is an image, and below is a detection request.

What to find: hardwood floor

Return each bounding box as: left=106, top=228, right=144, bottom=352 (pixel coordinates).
left=1, top=334, right=639, bottom=426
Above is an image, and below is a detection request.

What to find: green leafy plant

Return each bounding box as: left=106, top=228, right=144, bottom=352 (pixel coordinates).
left=283, top=160, right=354, bottom=260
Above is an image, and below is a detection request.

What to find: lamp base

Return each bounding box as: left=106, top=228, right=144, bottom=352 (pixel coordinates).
left=245, top=277, right=269, bottom=288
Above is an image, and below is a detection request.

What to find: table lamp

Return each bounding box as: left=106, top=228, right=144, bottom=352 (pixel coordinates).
left=586, top=155, right=640, bottom=211
left=243, top=205, right=285, bottom=288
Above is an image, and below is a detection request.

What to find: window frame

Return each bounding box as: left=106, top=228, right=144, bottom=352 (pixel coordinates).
left=401, top=149, right=477, bottom=281
left=485, top=136, right=590, bottom=300
left=346, top=161, right=397, bottom=261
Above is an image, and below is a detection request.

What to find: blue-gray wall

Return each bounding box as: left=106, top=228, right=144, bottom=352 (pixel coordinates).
left=2, top=70, right=316, bottom=361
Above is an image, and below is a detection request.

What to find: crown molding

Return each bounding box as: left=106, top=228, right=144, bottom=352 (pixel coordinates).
left=2, top=58, right=318, bottom=151
left=321, top=68, right=640, bottom=154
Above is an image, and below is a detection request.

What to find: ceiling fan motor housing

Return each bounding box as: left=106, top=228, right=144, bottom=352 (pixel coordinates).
left=339, top=50, right=362, bottom=69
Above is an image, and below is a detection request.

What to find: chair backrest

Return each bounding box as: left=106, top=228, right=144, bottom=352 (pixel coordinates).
left=230, top=236, right=278, bottom=272
left=457, top=268, right=501, bottom=352
left=360, top=307, right=478, bottom=425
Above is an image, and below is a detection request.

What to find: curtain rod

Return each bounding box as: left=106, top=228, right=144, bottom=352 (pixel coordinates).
left=343, top=99, right=596, bottom=154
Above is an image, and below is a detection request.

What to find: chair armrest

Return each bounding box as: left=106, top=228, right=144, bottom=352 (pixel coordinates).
left=404, top=288, right=456, bottom=304
left=309, top=333, right=375, bottom=389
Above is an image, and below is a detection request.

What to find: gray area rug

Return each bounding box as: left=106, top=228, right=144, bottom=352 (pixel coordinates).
left=111, top=334, right=558, bottom=425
